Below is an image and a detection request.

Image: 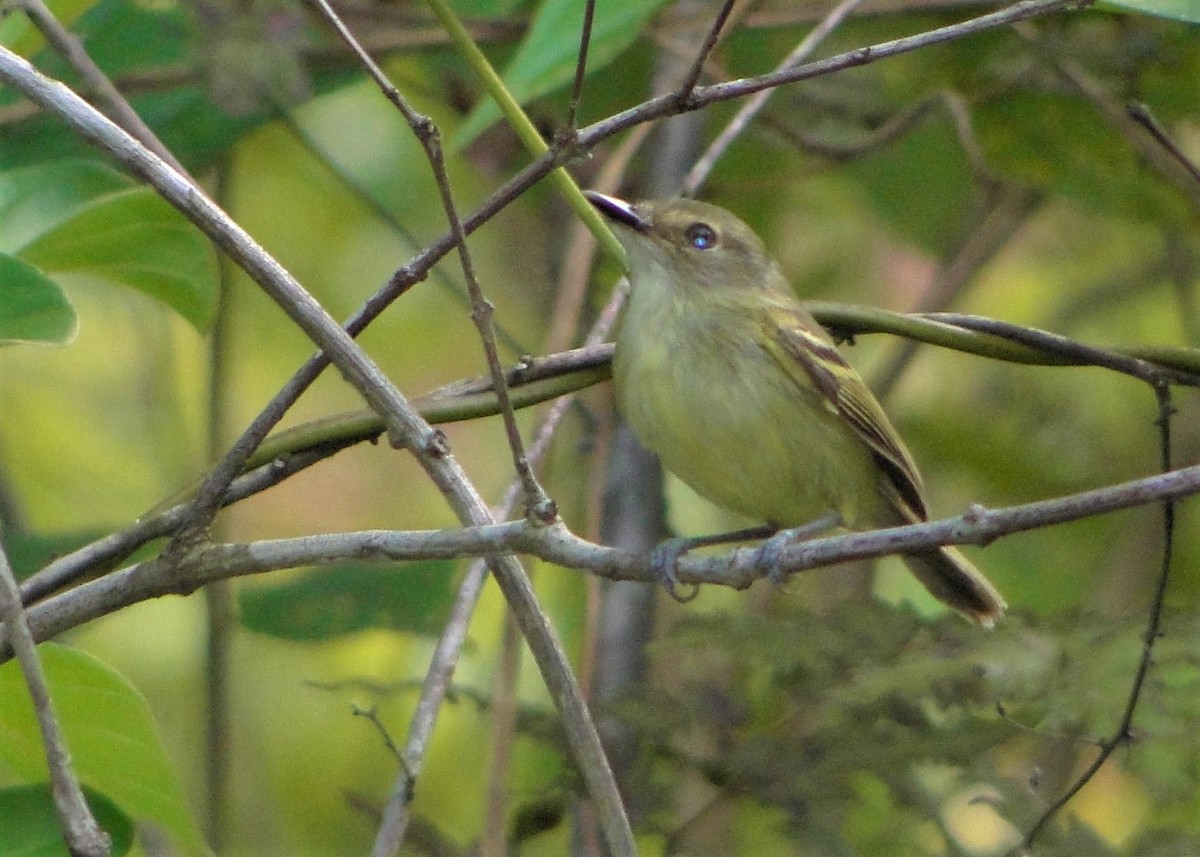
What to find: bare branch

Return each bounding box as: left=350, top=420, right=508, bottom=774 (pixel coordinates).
left=14, top=461, right=1200, bottom=658
left=581, top=0, right=1090, bottom=147
left=0, top=541, right=110, bottom=857
left=1012, top=20, right=1200, bottom=209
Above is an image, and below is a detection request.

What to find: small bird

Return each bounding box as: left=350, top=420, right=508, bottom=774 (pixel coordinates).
left=586, top=191, right=1005, bottom=626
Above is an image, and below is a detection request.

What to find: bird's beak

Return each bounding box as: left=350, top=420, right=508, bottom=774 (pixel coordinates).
left=584, top=190, right=649, bottom=233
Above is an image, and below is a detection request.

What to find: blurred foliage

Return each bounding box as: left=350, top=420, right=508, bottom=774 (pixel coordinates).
left=607, top=602, right=1200, bottom=855
left=1, top=0, right=1199, bottom=854
left=0, top=783, right=134, bottom=857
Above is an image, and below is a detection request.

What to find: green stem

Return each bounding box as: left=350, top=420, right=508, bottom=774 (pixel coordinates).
left=423, top=0, right=627, bottom=266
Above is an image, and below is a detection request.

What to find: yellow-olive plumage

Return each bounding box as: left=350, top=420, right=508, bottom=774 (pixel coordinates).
left=587, top=191, right=1005, bottom=625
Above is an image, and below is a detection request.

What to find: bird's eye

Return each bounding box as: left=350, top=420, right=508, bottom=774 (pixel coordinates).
left=684, top=222, right=717, bottom=250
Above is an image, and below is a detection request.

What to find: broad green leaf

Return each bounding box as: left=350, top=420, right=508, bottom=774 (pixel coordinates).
left=0, top=783, right=134, bottom=857
left=0, top=159, right=129, bottom=253
left=452, top=0, right=671, bottom=149
left=239, top=561, right=460, bottom=640
left=1100, top=0, right=1200, bottom=21
left=0, top=160, right=218, bottom=331
left=0, top=644, right=206, bottom=852
left=0, top=255, right=76, bottom=344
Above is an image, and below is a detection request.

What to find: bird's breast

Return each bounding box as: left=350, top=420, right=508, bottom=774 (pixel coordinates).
left=614, top=294, right=884, bottom=528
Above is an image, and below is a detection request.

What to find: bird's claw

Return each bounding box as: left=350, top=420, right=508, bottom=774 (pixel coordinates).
left=650, top=537, right=701, bottom=603
left=753, top=514, right=843, bottom=588
left=754, top=530, right=794, bottom=588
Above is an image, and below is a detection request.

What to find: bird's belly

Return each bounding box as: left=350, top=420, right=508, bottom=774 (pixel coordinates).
left=615, top=337, right=887, bottom=530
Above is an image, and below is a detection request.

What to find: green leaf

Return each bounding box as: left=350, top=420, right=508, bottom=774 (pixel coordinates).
left=0, top=159, right=218, bottom=331
left=0, top=783, right=134, bottom=857
left=239, top=561, right=460, bottom=640
left=1099, top=0, right=1200, bottom=22
left=0, top=255, right=76, bottom=344
left=0, top=158, right=129, bottom=253
left=452, top=0, right=670, bottom=149
left=0, top=644, right=206, bottom=852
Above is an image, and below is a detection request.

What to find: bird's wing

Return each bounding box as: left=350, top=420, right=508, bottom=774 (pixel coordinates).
left=767, top=309, right=929, bottom=522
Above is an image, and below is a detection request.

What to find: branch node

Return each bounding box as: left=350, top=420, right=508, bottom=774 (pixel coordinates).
left=673, top=89, right=700, bottom=112
left=413, top=113, right=437, bottom=143
left=956, top=503, right=998, bottom=545
left=526, top=496, right=559, bottom=526
left=417, top=428, right=451, bottom=458
left=551, top=125, right=580, bottom=154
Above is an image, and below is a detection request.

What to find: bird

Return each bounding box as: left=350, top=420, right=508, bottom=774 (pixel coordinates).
left=586, top=190, right=1005, bottom=626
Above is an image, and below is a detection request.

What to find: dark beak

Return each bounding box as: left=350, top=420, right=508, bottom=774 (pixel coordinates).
left=584, top=190, right=648, bottom=233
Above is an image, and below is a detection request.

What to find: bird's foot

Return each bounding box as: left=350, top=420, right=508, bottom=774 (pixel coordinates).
left=649, top=536, right=702, bottom=603
left=753, top=514, right=843, bottom=587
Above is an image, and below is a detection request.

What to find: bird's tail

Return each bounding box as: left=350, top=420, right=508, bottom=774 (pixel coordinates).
left=902, top=546, right=1006, bottom=627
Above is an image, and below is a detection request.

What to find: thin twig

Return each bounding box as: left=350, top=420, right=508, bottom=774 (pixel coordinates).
left=564, top=0, right=596, bottom=131
left=683, top=0, right=868, bottom=195
left=926, top=313, right=1172, bottom=385
left=420, top=0, right=625, bottom=264
left=310, top=0, right=553, bottom=518
left=435, top=141, right=556, bottom=520
left=578, top=0, right=1088, bottom=151
left=277, top=112, right=528, bottom=356
left=546, top=122, right=652, bottom=351
left=351, top=704, right=408, bottom=764
left=0, top=540, right=110, bottom=857
left=674, top=0, right=739, bottom=102
left=1012, top=384, right=1177, bottom=853
left=371, top=559, right=488, bottom=857
left=1128, top=102, right=1200, bottom=186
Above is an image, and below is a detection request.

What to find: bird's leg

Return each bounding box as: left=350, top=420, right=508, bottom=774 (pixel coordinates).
left=650, top=524, right=777, bottom=602
left=753, top=514, right=844, bottom=586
